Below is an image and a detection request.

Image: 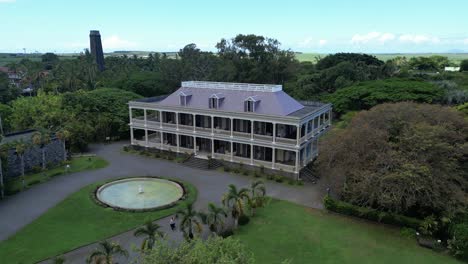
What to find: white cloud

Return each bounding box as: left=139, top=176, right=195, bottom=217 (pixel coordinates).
left=379, top=33, right=396, bottom=43
left=464, top=39, right=468, bottom=45
left=318, top=39, right=328, bottom=46
left=351, top=32, right=395, bottom=44
left=0, top=0, right=16, bottom=3
left=102, top=35, right=137, bottom=49
left=398, top=34, right=440, bottom=44
left=298, top=37, right=328, bottom=48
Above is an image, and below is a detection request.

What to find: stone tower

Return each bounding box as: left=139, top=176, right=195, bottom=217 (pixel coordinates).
left=89, top=30, right=105, bottom=71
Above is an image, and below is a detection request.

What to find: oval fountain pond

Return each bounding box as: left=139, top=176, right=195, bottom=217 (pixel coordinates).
left=96, top=178, right=184, bottom=210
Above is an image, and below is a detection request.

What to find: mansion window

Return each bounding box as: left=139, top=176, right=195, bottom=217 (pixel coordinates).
left=209, top=93, right=224, bottom=109
left=209, top=97, right=219, bottom=109
left=244, top=96, right=260, bottom=113
left=178, top=92, right=192, bottom=106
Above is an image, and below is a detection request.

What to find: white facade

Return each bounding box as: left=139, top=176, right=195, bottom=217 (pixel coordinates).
left=128, top=82, right=332, bottom=178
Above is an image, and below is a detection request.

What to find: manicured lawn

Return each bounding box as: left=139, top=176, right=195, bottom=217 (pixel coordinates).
left=5, top=156, right=109, bottom=194
left=235, top=199, right=459, bottom=264
left=0, top=177, right=197, bottom=264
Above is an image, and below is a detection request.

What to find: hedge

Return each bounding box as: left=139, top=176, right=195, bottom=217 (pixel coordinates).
left=323, top=195, right=422, bottom=229
left=449, top=223, right=468, bottom=261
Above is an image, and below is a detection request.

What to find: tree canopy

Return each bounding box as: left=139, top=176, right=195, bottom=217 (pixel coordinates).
left=324, top=78, right=443, bottom=114
left=315, top=53, right=384, bottom=70
left=317, top=102, right=468, bottom=218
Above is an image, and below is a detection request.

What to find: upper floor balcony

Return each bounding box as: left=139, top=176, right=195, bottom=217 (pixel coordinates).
left=129, top=108, right=331, bottom=148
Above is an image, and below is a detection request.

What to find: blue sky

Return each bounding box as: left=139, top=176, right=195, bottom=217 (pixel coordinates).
left=1, top=0, right=467, bottom=53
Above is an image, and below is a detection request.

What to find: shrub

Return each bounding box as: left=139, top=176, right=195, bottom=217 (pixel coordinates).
left=123, top=146, right=130, bottom=152
left=266, top=174, right=274, bottom=181
left=275, top=175, right=284, bottom=183
left=254, top=171, right=261, bottom=178
left=448, top=223, right=468, bottom=261
left=220, top=228, right=234, bottom=238
left=232, top=167, right=241, bottom=174
left=287, top=179, right=295, bottom=185
left=242, top=170, right=250, bottom=176
left=49, top=171, right=63, bottom=177
left=28, top=179, right=41, bottom=186
left=400, top=227, right=417, bottom=239
left=238, top=214, right=250, bottom=226
left=31, top=166, right=42, bottom=173
left=224, top=166, right=231, bottom=172
left=323, top=195, right=422, bottom=229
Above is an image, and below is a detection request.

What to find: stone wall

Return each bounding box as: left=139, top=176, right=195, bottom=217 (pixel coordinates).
left=5, top=139, right=65, bottom=179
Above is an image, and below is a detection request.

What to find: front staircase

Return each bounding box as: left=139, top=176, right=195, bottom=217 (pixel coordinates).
left=182, top=155, right=223, bottom=170
left=300, top=166, right=318, bottom=183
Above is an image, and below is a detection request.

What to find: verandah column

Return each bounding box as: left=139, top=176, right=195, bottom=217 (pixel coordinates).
left=296, top=124, right=300, bottom=146
left=211, top=138, right=214, bottom=157
left=159, top=111, right=163, bottom=128
left=129, top=107, right=133, bottom=124
left=250, top=120, right=254, bottom=140
left=130, top=127, right=134, bottom=145
left=295, top=150, right=300, bottom=179
left=193, top=136, right=197, bottom=155
left=175, top=112, right=179, bottom=131
left=144, top=109, right=147, bottom=127
left=145, top=129, right=148, bottom=147
left=176, top=134, right=180, bottom=152
left=250, top=144, right=254, bottom=165
left=272, top=122, right=276, bottom=144
left=272, top=147, right=276, bottom=169
left=211, top=116, right=214, bottom=135
left=230, top=118, right=234, bottom=138
left=230, top=141, right=233, bottom=161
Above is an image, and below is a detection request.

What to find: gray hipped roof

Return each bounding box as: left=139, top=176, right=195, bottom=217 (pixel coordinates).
left=158, top=86, right=304, bottom=116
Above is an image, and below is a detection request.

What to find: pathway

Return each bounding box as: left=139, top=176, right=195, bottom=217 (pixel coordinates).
left=0, top=142, right=327, bottom=263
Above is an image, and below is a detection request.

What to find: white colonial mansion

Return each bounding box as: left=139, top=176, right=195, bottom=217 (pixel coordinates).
left=128, top=81, right=332, bottom=175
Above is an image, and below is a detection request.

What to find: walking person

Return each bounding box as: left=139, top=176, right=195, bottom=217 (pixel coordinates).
left=170, top=216, right=176, bottom=231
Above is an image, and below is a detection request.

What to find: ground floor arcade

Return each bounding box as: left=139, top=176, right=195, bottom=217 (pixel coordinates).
left=131, top=129, right=319, bottom=174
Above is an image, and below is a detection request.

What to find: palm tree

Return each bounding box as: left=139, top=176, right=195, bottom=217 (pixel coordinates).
left=248, top=180, right=266, bottom=216
left=177, top=204, right=203, bottom=240
left=86, top=240, right=128, bottom=264
left=201, top=203, right=227, bottom=234
left=32, top=130, right=51, bottom=170
left=133, top=221, right=164, bottom=251
left=14, top=140, right=27, bottom=189
left=222, top=184, right=251, bottom=228
left=56, top=129, right=70, bottom=161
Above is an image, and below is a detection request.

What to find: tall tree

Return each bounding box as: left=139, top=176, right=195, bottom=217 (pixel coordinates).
left=32, top=129, right=51, bottom=170
left=317, top=102, right=468, bottom=218
left=86, top=240, right=128, bottom=264
left=200, top=203, right=227, bottom=234
left=56, top=129, right=70, bottom=161
left=222, top=184, right=251, bottom=227
left=133, top=221, right=164, bottom=251
left=248, top=180, right=266, bottom=216
left=177, top=204, right=203, bottom=240
left=13, top=140, right=27, bottom=189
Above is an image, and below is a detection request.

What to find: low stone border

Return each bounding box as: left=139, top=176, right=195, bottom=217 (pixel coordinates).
left=91, top=176, right=189, bottom=213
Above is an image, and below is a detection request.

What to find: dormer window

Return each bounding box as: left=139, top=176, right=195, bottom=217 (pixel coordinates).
left=178, top=91, right=192, bottom=106
left=244, top=96, right=260, bottom=112
left=209, top=93, right=224, bottom=109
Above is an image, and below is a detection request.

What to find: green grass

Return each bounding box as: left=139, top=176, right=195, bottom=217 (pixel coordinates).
left=0, top=177, right=197, bottom=264
left=235, top=199, right=459, bottom=264
left=5, top=156, right=109, bottom=194
left=295, top=52, right=468, bottom=64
